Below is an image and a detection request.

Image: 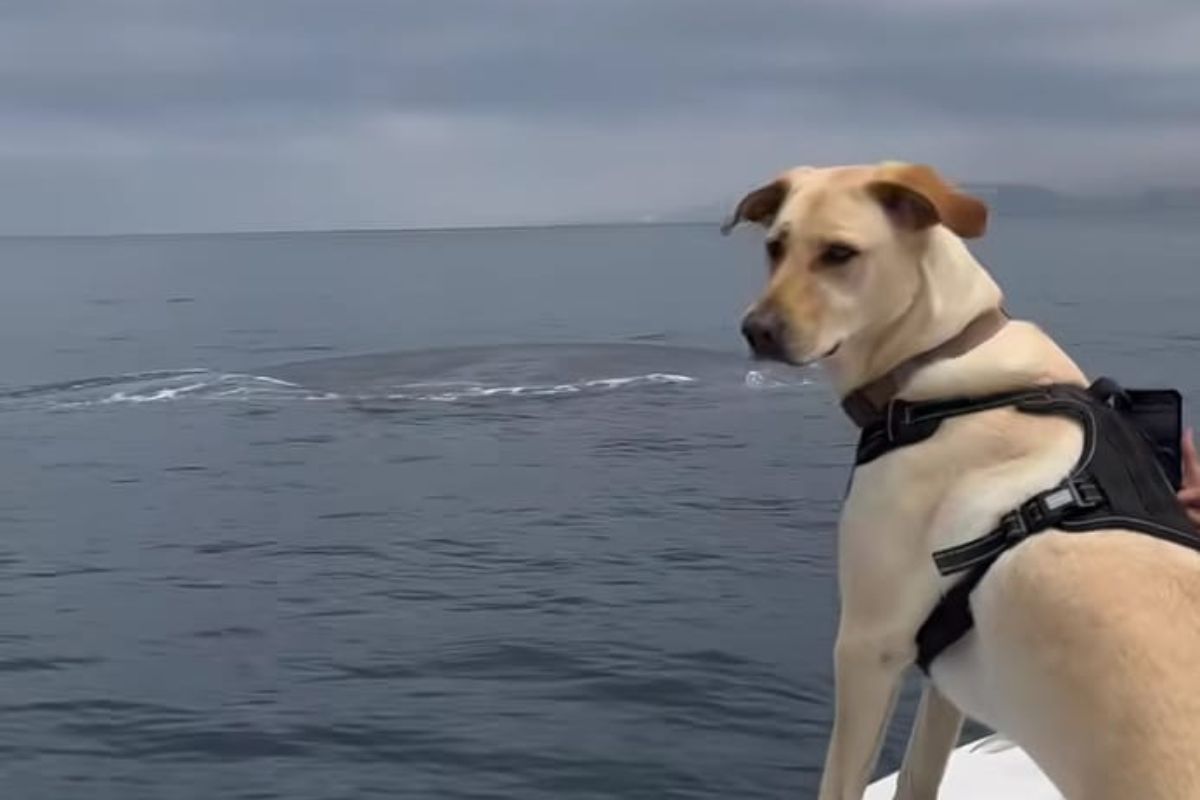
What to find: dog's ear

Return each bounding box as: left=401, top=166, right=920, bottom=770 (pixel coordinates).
left=721, top=179, right=789, bottom=235
left=867, top=163, right=988, bottom=239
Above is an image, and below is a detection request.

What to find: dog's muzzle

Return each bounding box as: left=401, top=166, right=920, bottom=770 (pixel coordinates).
left=741, top=309, right=790, bottom=362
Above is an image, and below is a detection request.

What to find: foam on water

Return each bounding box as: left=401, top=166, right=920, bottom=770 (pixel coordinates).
left=0, top=370, right=310, bottom=411
left=743, top=369, right=811, bottom=390
left=1, top=368, right=707, bottom=411
left=386, top=373, right=696, bottom=401
left=1, top=344, right=812, bottom=412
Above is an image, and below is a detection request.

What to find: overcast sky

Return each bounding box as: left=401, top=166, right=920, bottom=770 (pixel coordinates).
left=0, top=0, right=1197, bottom=234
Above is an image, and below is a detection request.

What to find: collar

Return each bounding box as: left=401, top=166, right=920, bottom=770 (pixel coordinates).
left=840, top=307, right=1010, bottom=428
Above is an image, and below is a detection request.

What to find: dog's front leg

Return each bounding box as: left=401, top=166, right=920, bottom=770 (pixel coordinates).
left=892, top=683, right=963, bottom=800
left=817, top=629, right=909, bottom=800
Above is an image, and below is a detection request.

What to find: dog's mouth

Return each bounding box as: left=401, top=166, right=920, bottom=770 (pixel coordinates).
left=796, top=341, right=841, bottom=367
left=751, top=340, right=841, bottom=368
left=817, top=341, right=841, bottom=361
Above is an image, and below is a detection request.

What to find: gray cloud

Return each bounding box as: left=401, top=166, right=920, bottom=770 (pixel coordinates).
left=0, top=0, right=1197, bottom=233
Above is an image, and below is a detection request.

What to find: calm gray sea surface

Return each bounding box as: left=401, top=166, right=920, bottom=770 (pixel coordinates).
left=1, top=215, right=1198, bottom=798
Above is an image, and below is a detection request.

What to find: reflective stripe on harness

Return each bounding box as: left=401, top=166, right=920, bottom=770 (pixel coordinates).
left=930, top=477, right=1104, bottom=577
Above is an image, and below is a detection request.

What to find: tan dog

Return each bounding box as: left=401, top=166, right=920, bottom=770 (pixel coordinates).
left=724, top=162, right=1200, bottom=800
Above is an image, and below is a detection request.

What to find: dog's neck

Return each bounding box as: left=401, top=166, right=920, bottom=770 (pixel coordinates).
left=825, top=227, right=1005, bottom=419
left=839, top=308, right=1009, bottom=427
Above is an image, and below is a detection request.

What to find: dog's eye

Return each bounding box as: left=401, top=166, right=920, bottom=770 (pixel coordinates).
left=819, top=242, right=859, bottom=267
left=765, top=237, right=785, bottom=264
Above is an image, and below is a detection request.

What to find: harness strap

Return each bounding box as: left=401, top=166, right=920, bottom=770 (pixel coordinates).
left=915, top=475, right=1104, bottom=672
left=906, top=379, right=1198, bottom=674
left=855, top=388, right=1049, bottom=466
left=930, top=477, right=1104, bottom=576
left=915, top=562, right=990, bottom=674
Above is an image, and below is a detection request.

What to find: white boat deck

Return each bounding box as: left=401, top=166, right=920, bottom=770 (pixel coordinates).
left=865, top=735, right=1062, bottom=799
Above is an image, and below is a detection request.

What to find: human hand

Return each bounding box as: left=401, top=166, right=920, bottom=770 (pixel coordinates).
left=1178, top=427, right=1200, bottom=529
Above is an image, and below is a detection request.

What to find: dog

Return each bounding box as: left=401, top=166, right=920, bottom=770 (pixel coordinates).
left=723, top=162, right=1200, bottom=800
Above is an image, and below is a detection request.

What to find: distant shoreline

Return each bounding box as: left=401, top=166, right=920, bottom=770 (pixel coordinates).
left=1, top=189, right=1195, bottom=240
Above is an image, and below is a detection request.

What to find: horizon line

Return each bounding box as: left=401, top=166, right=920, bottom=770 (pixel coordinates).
left=0, top=219, right=723, bottom=241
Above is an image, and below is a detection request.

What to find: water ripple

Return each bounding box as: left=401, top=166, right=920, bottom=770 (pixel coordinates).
left=0, top=656, right=104, bottom=673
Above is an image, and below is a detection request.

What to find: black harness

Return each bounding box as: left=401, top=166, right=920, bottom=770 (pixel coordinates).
left=852, top=377, right=1198, bottom=673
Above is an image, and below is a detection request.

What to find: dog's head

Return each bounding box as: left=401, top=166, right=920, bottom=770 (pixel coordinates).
left=724, top=162, right=989, bottom=368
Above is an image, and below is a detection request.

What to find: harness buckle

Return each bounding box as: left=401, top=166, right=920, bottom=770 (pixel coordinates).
left=999, top=510, right=1028, bottom=543
left=1018, top=478, right=1104, bottom=536
left=1090, top=377, right=1131, bottom=411
left=1066, top=477, right=1103, bottom=509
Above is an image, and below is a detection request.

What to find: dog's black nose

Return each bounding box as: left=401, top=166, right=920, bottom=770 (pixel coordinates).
left=741, top=309, right=788, bottom=360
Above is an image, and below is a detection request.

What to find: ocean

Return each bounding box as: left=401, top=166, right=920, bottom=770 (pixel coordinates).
left=1, top=215, right=1198, bottom=798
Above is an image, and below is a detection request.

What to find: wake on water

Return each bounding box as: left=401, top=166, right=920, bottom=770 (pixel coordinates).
left=0, top=344, right=811, bottom=412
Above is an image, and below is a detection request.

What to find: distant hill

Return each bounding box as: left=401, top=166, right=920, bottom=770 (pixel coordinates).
left=963, top=183, right=1200, bottom=216
left=674, top=183, right=1200, bottom=225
